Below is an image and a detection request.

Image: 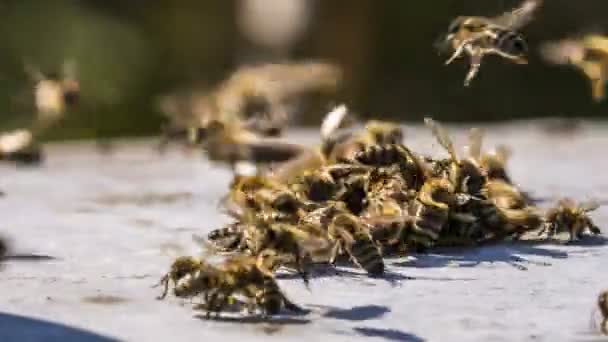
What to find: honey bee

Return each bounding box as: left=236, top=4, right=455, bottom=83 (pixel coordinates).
left=206, top=222, right=248, bottom=254
left=199, top=119, right=306, bottom=167
left=172, top=254, right=305, bottom=317
left=408, top=178, right=461, bottom=250
left=599, top=290, right=608, bottom=335
left=438, top=0, right=542, bottom=86
left=540, top=34, right=608, bottom=102
left=156, top=256, right=209, bottom=300
left=321, top=106, right=404, bottom=164
left=25, top=61, right=80, bottom=130
left=543, top=198, right=601, bottom=241
left=425, top=118, right=487, bottom=196
left=327, top=213, right=384, bottom=276
left=0, top=129, right=42, bottom=165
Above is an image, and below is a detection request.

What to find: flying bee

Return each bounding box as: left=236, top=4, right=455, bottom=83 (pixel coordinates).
left=540, top=34, right=608, bottom=102
left=542, top=198, right=601, bottom=241
left=425, top=118, right=487, bottom=196
left=25, top=61, right=80, bottom=131
left=326, top=213, right=384, bottom=276
left=173, top=254, right=304, bottom=317
left=438, top=0, right=542, bottom=86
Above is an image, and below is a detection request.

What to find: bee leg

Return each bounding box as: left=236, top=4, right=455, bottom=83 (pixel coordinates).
left=464, top=52, right=482, bottom=87
left=445, top=41, right=469, bottom=65
left=329, top=242, right=342, bottom=266
left=155, top=275, right=170, bottom=300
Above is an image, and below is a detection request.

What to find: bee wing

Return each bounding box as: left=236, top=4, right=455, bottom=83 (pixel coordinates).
left=494, top=144, right=512, bottom=163
left=321, top=104, right=351, bottom=139
left=466, top=128, right=484, bottom=162
left=492, top=0, right=542, bottom=30
left=579, top=199, right=600, bottom=213
left=424, top=118, right=459, bottom=162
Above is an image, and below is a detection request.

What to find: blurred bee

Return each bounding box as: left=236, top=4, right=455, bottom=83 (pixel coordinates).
left=326, top=213, right=384, bottom=276
left=0, top=129, right=42, bottom=165
left=25, top=61, right=80, bottom=131
left=173, top=254, right=305, bottom=317
left=599, top=290, right=608, bottom=335
left=542, top=198, right=601, bottom=241
left=438, top=0, right=542, bottom=86
left=540, top=34, right=608, bottom=102
left=160, top=62, right=342, bottom=147
left=425, top=118, right=487, bottom=196
left=206, top=222, right=249, bottom=254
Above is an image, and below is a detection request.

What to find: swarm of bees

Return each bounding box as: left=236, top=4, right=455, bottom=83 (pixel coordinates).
left=158, top=103, right=602, bottom=318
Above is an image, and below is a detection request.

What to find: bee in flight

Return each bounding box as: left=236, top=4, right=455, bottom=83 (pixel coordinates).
left=540, top=34, right=608, bottom=102
left=437, top=0, right=542, bottom=86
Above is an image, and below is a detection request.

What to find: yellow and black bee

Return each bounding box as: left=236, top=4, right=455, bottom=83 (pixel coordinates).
left=438, top=0, right=542, bottom=86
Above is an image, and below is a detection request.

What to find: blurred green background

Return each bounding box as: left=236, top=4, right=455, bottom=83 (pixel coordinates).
left=0, top=0, right=606, bottom=140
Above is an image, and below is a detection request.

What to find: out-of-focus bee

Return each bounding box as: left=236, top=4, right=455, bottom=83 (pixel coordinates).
left=599, top=290, right=608, bottom=335
left=483, top=179, right=528, bottom=209
left=0, top=129, right=42, bottom=165
left=437, top=0, right=542, bottom=86
left=540, top=34, right=608, bottom=102
left=197, top=119, right=307, bottom=167
left=206, top=222, right=249, bottom=254
left=479, top=145, right=513, bottom=184
left=172, top=254, right=305, bottom=317
left=160, top=62, right=342, bottom=146
left=542, top=198, right=601, bottom=241
left=326, top=213, right=384, bottom=276
left=25, top=61, right=80, bottom=130
left=425, top=119, right=487, bottom=196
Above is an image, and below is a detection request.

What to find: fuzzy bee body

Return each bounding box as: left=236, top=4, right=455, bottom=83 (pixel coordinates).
left=328, top=213, right=384, bottom=276
left=439, top=0, right=541, bottom=86
left=543, top=199, right=601, bottom=241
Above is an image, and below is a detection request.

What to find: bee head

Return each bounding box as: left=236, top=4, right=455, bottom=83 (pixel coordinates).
left=435, top=17, right=465, bottom=54
left=499, top=32, right=529, bottom=64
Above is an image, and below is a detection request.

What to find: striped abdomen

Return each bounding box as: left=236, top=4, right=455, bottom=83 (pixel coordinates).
left=348, top=237, right=385, bottom=276
left=409, top=201, right=448, bottom=248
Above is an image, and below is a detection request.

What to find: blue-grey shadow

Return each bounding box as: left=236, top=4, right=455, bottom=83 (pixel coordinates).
left=353, top=327, right=425, bottom=342
left=393, top=241, right=571, bottom=271
left=0, top=312, right=119, bottom=342
left=323, top=305, right=390, bottom=321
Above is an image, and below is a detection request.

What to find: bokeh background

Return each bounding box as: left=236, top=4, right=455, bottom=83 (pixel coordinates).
left=0, top=0, right=606, bottom=140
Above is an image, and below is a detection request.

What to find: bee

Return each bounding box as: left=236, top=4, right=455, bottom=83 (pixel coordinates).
left=321, top=106, right=404, bottom=164
left=540, top=34, right=608, bottom=102
left=173, top=254, right=304, bottom=317
left=206, top=222, right=248, bottom=254
left=479, top=145, right=513, bottom=184
left=543, top=198, right=601, bottom=241
left=438, top=0, right=542, bottom=86
left=355, top=144, right=428, bottom=191
left=407, top=178, right=461, bottom=250
left=327, top=213, right=384, bottom=276
left=0, top=129, right=42, bottom=165
left=198, top=119, right=306, bottom=167
left=156, top=256, right=209, bottom=300
left=483, top=179, right=529, bottom=210
left=25, top=61, right=80, bottom=131
left=599, top=290, right=608, bottom=335
left=425, top=118, right=487, bottom=196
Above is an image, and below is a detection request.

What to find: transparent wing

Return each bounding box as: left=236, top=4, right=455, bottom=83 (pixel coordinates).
left=424, top=118, right=459, bottom=162
left=492, top=0, right=542, bottom=30
left=466, top=128, right=484, bottom=162
left=579, top=199, right=600, bottom=213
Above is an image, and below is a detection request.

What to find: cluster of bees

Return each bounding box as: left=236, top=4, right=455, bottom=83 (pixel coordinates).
left=157, top=102, right=603, bottom=318
left=149, top=0, right=608, bottom=329
left=0, top=0, right=605, bottom=334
